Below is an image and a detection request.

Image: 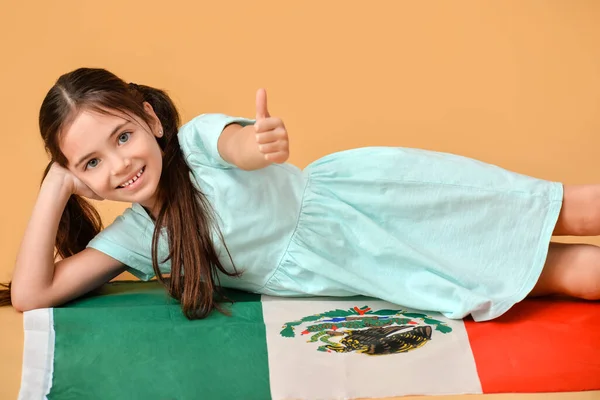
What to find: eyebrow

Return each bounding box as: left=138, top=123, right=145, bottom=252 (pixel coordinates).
left=74, top=122, right=129, bottom=168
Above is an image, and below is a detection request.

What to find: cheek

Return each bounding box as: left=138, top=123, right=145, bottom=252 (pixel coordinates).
left=73, top=169, right=110, bottom=191
left=81, top=174, right=105, bottom=190
left=146, top=141, right=164, bottom=162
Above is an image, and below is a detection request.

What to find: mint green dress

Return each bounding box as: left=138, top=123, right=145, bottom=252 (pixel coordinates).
left=87, top=113, right=563, bottom=321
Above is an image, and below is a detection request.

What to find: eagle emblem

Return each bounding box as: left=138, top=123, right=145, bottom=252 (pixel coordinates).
left=280, top=306, right=452, bottom=355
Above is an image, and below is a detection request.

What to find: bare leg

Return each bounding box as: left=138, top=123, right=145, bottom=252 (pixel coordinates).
left=553, top=184, right=600, bottom=236
left=537, top=184, right=600, bottom=298
left=529, top=242, right=600, bottom=300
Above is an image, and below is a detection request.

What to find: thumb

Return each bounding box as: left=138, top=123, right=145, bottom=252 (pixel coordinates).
left=255, top=88, right=270, bottom=120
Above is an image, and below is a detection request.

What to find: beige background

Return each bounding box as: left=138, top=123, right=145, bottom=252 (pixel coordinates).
left=1, top=1, right=600, bottom=399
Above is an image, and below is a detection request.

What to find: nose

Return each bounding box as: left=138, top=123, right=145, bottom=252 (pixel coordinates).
left=110, top=155, right=132, bottom=177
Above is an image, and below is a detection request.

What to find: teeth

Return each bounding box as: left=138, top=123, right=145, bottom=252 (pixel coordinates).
left=119, top=168, right=144, bottom=188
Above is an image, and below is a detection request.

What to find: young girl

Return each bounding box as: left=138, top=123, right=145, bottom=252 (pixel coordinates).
left=1, top=68, right=599, bottom=321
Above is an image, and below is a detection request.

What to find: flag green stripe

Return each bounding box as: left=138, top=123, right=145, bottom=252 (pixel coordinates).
left=49, top=281, right=271, bottom=400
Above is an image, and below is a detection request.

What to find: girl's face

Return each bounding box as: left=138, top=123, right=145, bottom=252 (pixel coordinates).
left=60, top=103, right=164, bottom=210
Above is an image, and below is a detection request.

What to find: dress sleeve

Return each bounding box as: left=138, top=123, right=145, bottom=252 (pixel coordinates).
left=86, top=206, right=170, bottom=281
left=178, top=113, right=256, bottom=168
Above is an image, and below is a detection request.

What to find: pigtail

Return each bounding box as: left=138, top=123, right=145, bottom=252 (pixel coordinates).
left=0, top=282, right=11, bottom=307
left=54, top=195, right=103, bottom=258
left=131, top=84, right=240, bottom=319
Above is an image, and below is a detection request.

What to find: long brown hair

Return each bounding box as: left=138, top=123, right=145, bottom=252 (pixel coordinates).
left=0, top=68, right=239, bottom=318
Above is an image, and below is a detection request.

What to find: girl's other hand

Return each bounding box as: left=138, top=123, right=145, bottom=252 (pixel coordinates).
left=44, top=162, right=103, bottom=201
left=254, top=88, right=289, bottom=164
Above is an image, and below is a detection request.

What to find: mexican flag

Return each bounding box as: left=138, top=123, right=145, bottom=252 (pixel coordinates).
left=19, top=281, right=600, bottom=399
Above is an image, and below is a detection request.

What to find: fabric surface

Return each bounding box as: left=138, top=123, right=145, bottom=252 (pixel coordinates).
left=87, top=113, right=563, bottom=321
left=19, top=281, right=600, bottom=400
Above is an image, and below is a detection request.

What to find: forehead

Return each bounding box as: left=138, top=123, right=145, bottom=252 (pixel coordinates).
left=60, top=109, right=138, bottom=163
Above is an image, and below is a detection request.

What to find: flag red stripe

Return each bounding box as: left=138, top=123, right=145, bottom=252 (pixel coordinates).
left=464, top=299, right=600, bottom=393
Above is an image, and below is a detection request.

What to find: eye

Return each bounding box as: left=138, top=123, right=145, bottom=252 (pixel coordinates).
left=86, top=158, right=99, bottom=170
left=118, top=132, right=131, bottom=144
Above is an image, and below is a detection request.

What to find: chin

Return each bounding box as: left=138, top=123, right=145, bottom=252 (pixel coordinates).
left=136, top=187, right=160, bottom=207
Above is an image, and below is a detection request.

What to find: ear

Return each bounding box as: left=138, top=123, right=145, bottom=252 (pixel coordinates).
left=142, top=102, right=164, bottom=138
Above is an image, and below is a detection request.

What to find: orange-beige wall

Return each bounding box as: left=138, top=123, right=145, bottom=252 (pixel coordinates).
left=1, top=1, right=600, bottom=398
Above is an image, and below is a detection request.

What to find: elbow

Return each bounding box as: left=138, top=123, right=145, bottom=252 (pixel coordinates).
left=12, top=303, right=26, bottom=313
left=10, top=286, right=44, bottom=313
left=12, top=298, right=45, bottom=313
left=10, top=292, right=30, bottom=313
left=11, top=295, right=36, bottom=313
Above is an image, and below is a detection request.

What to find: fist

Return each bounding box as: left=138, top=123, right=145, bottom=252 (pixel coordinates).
left=254, top=88, right=289, bottom=164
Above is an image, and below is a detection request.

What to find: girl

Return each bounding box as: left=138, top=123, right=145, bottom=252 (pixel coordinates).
left=1, top=68, right=599, bottom=321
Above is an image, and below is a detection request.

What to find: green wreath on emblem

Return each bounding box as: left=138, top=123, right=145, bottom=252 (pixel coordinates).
left=280, top=306, right=452, bottom=355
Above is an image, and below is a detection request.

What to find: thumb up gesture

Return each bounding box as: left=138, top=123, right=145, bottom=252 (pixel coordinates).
left=254, top=88, right=289, bottom=163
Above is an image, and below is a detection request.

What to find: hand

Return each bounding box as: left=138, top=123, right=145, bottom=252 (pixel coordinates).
left=44, top=162, right=104, bottom=201
left=254, top=88, right=289, bottom=163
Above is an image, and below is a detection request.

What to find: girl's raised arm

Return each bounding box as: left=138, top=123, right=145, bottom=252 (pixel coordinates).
left=10, top=164, right=126, bottom=312
left=217, top=89, right=290, bottom=170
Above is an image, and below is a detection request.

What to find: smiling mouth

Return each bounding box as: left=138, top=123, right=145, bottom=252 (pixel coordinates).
left=117, top=166, right=145, bottom=189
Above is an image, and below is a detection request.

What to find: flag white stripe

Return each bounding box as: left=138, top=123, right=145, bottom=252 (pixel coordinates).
left=18, top=308, right=55, bottom=400
left=262, top=296, right=483, bottom=399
